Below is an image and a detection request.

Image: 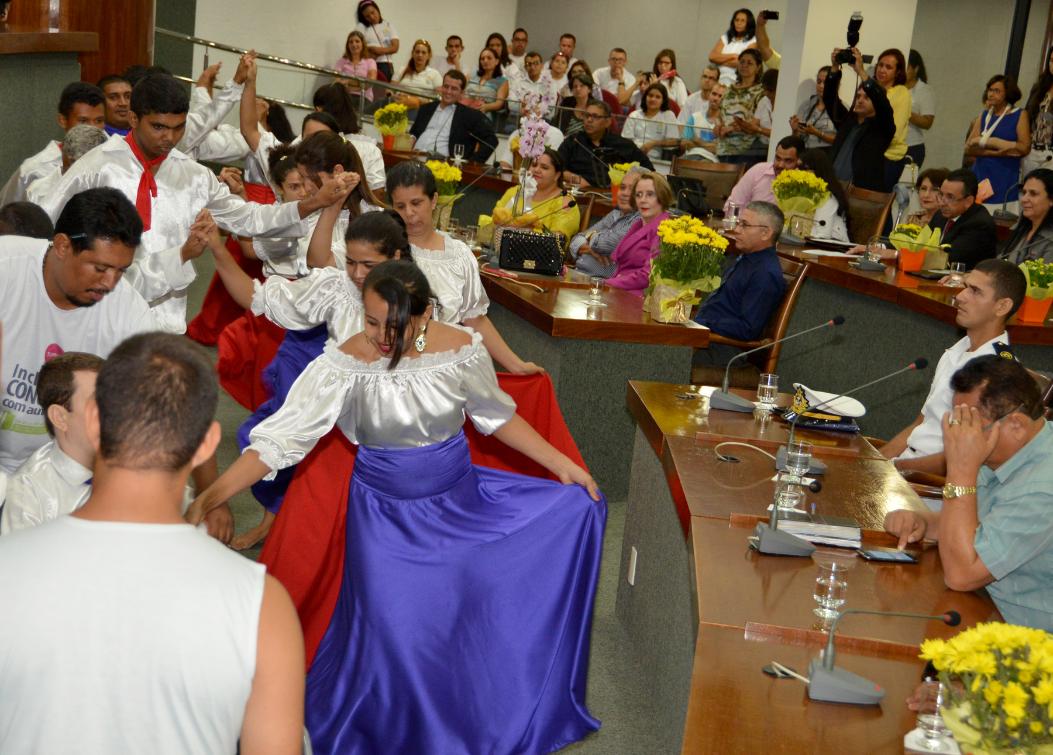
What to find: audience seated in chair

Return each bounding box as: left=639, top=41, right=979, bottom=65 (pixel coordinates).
left=929, top=168, right=999, bottom=269
left=568, top=167, right=645, bottom=277
left=723, top=135, right=803, bottom=214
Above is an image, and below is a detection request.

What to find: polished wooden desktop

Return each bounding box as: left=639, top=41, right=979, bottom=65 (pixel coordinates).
left=617, top=380, right=998, bottom=753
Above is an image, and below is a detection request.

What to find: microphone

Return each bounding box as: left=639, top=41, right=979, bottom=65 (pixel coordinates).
left=566, top=132, right=614, bottom=188
left=458, top=161, right=501, bottom=195
left=807, top=608, right=961, bottom=704
left=752, top=358, right=928, bottom=557
left=781, top=213, right=827, bottom=244
left=992, top=182, right=1022, bottom=222
left=710, top=316, right=846, bottom=413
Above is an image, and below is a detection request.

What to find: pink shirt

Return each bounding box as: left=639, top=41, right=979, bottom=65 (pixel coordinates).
left=723, top=161, right=776, bottom=214
left=334, top=57, right=378, bottom=101
left=606, top=212, right=670, bottom=296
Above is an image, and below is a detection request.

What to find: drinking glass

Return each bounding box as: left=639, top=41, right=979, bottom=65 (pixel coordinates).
left=915, top=680, right=952, bottom=751
left=587, top=276, right=608, bottom=306
left=756, top=373, right=778, bottom=415
left=722, top=202, right=740, bottom=232
left=773, top=474, right=804, bottom=511
left=813, top=562, right=848, bottom=620
left=944, top=262, right=966, bottom=287
left=453, top=143, right=465, bottom=162
left=785, top=440, right=812, bottom=480
left=463, top=225, right=478, bottom=249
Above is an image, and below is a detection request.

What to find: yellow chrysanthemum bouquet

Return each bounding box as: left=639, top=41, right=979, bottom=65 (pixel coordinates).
left=374, top=102, right=409, bottom=136
left=920, top=622, right=1053, bottom=754
left=646, top=215, right=729, bottom=323
left=425, top=160, right=463, bottom=230
left=1018, top=258, right=1053, bottom=323
left=771, top=169, right=829, bottom=240
left=888, top=223, right=950, bottom=270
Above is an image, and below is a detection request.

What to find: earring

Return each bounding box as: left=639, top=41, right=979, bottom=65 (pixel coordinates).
left=414, top=320, right=429, bottom=352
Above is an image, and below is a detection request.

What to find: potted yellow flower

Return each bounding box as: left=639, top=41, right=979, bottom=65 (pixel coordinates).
left=608, top=162, right=639, bottom=205
left=374, top=102, right=410, bottom=150
left=771, top=169, right=829, bottom=242
left=920, top=622, right=1053, bottom=755
left=1019, top=259, right=1053, bottom=323
left=645, top=216, right=728, bottom=323
left=425, top=159, right=463, bottom=231
left=888, top=223, right=949, bottom=271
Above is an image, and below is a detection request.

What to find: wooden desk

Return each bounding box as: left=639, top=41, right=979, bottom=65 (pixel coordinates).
left=681, top=625, right=925, bottom=755
left=615, top=380, right=995, bottom=753
left=481, top=277, right=708, bottom=499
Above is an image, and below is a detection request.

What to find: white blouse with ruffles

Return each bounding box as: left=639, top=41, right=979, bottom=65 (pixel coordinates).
left=410, top=233, right=489, bottom=323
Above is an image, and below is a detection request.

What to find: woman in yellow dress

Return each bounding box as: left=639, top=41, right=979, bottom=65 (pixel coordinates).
left=490, top=148, right=580, bottom=245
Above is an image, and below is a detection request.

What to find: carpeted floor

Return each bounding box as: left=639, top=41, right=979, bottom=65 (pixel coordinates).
left=187, top=258, right=665, bottom=754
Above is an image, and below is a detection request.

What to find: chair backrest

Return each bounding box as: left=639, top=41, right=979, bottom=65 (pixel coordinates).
left=845, top=185, right=894, bottom=244
left=601, top=90, right=624, bottom=132
left=576, top=194, right=596, bottom=234
left=671, top=158, right=744, bottom=214
left=1027, top=368, right=1053, bottom=420
left=755, top=257, right=810, bottom=374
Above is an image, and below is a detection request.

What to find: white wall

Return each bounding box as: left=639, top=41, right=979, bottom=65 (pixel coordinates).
left=909, top=0, right=1052, bottom=173
left=193, top=0, right=517, bottom=130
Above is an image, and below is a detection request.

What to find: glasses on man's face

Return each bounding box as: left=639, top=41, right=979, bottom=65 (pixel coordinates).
left=939, top=193, right=966, bottom=204
left=583, top=112, right=609, bottom=121
left=734, top=220, right=768, bottom=231
left=981, top=403, right=1027, bottom=432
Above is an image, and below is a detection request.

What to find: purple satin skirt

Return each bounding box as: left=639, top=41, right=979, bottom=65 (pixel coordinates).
left=305, top=431, right=605, bottom=754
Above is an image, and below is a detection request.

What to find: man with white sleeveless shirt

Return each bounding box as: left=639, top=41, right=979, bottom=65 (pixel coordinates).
left=0, top=333, right=304, bottom=754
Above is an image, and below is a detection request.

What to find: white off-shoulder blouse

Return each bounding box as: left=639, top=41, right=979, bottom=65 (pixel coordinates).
left=410, top=233, right=489, bottom=323
left=251, top=267, right=364, bottom=344
left=247, top=329, right=516, bottom=475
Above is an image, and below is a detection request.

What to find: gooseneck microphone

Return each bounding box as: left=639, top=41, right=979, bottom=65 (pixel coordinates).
left=807, top=608, right=961, bottom=704
left=752, top=357, right=929, bottom=557
left=710, top=316, right=846, bottom=413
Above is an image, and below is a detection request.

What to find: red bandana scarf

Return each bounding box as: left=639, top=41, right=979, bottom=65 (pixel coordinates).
left=124, top=132, right=166, bottom=230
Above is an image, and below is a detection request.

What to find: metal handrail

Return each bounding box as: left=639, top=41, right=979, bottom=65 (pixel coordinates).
left=172, top=75, right=314, bottom=112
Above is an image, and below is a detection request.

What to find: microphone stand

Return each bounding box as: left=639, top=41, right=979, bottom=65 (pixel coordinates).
left=807, top=608, right=961, bottom=704
left=710, top=316, right=845, bottom=413
left=992, top=181, right=1023, bottom=222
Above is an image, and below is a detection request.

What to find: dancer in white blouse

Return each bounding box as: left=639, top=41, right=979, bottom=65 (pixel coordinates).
left=385, top=160, right=543, bottom=373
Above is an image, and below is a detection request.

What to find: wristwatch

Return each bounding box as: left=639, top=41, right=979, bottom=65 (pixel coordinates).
left=942, top=483, right=977, bottom=500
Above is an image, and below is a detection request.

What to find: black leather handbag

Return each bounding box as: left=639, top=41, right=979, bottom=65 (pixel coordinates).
left=496, top=227, right=565, bottom=276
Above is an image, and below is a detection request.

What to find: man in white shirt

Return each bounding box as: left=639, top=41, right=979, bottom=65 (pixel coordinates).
left=40, top=73, right=351, bottom=333
left=544, top=33, right=578, bottom=72
left=25, top=124, right=108, bottom=205
left=884, top=258, right=1027, bottom=475
left=1, top=352, right=101, bottom=534
left=409, top=71, right=497, bottom=162
left=0, top=81, right=106, bottom=206
left=0, top=188, right=157, bottom=474
left=593, top=48, right=636, bottom=105
left=508, top=28, right=529, bottom=70
left=679, top=64, right=721, bottom=126
left=509, top=52, right=553, bottom=119
left=434, top=35, right=472, bottom=77
left=0, top=332, right=304, bottom=755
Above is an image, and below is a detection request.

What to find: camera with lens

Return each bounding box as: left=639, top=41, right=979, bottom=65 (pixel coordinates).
left=834, top=12, right=864, bottom=65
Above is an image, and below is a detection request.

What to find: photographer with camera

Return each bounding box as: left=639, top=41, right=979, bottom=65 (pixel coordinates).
left=824, top=45, right=895, bottom=192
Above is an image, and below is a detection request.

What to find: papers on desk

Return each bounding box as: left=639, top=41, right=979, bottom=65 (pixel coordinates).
left=801, top=249, right=863, bottom=259
left=804, top=237, right=857, bottom=250
left=767, top=506, right=862, bottom=548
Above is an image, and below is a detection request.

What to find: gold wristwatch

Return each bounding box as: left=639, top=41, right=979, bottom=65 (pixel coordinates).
left=942, top=483, right=977, bottom=500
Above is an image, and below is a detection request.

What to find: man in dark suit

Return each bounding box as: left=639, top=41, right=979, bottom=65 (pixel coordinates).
left=930, top=169, right=998, bottom=269
left=558, top=100, right=653, bottom=188
left=409, top=70, right=496, bottom=163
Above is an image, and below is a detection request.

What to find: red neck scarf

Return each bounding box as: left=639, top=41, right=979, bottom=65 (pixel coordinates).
left=124, top=132, right=166, bottom=230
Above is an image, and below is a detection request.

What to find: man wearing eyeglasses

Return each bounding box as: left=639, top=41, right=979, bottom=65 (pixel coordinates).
left=885, top=258, right=1026, bottom=475
left=508, top=28, right=529, bottom=71
left=690, top=201, right=787, bottom=381
left=557, top=100, right=652, bottom=188
left=930, top=168, right=998, bottom=269
left=884, top=355, right=1053, bottom=631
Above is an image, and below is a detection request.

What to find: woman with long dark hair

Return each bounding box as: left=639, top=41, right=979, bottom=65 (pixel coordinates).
left=1024, top=46, right=1053, bottom=176
left=999, top=168, right=1053, bottom=263
left=311, top=83, right=387, bottom=193
left=485, top=31, right=522, bottom=80
left=709, top=8, right=757, bottom=86
left=354, top=0, right=399, bottom=82
left=189, top=259, right=604, bottom=754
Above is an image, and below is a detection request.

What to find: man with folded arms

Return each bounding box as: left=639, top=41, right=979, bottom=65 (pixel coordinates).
left=884, top=356, right=1053, bottom=631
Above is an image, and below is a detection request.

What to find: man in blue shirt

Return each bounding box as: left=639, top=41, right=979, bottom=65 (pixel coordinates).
left=884, top=356, right=1053, bottom=631
left=691, top=201, right=786, bottom=383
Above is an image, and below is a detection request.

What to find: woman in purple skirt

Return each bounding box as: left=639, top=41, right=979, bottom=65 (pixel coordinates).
left=190, top=260, right=605, bottom=754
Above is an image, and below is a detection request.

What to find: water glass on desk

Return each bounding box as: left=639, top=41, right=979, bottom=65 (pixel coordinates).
left=453, top=143, right=465, bottom=162
left=785, top=440, right=812, bottom=480
left=756, top=373, right=778, bottom=416
left=943, top=262, right=965, bottom=287
left=722, top=202, right=740, bottom=232
left=813, top=562, right=848, bottom=620
left=587, top=276, right=608, bottom=306
left=912, top=680, right=955, bottom=752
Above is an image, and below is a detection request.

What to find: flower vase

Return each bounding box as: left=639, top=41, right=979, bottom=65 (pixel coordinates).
left=393, top=133, right=413, bottom=151
left=647, top=279, right=712, bottom=324
left=1017, top=294, right=1053, bottom=323
left=382, top=134, right=395, bottom=151
left=898, top=247, right=926, bottom=271
left=433, top=194, right=457, bottom=231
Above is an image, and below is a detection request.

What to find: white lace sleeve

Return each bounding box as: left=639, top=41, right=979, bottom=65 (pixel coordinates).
left=247, top=349, right=355, bottom=477
left=250, top=267, right=352, bottom=331
left=462, top=345, right=516, bottom=435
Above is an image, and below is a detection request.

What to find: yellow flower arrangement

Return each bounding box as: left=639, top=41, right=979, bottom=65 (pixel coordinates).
left=645, top=215, right=728, bottom=322
left=608, top=161, right=639, bottom=186
left=889, top=224, right=948, bottom=254
left=374, top=102, right=409, bottom=135
left=920, top=622, right=1053, bottom=753
left=1022, top=258, right=1053, bottom=300
left=425, top=160, right=463, bottom=196
left=771, top=169, right=829, bottom=207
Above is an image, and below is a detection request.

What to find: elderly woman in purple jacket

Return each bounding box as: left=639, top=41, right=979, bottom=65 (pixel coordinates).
left=606, top=171, right=673, bottom=295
